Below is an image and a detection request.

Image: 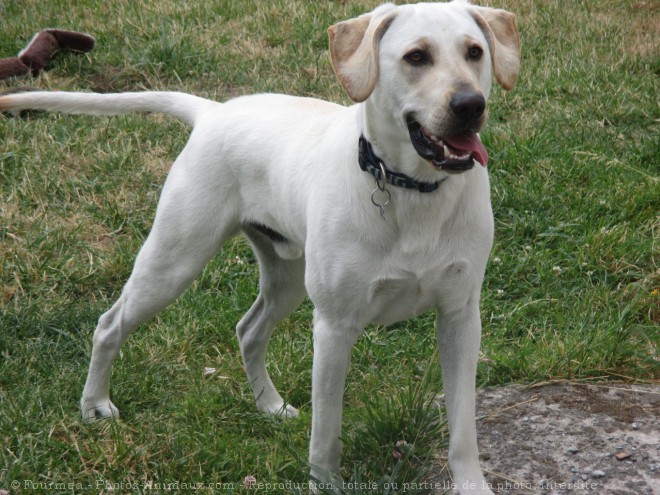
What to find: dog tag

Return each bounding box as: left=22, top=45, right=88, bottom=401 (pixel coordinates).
left=371, top=187, right=391, bottom=217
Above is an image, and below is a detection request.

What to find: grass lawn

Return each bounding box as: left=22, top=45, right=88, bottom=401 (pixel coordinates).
left=1, top=0, right=658, bottom=493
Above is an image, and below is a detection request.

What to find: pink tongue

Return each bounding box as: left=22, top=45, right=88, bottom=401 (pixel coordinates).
left=443, top=132, right=489, bottom=167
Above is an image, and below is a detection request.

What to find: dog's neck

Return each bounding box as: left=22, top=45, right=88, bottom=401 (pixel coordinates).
left=358, top=136, right=446, bottom=193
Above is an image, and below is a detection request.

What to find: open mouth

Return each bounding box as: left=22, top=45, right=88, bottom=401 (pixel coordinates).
left=406, top=120, right=488, bottom=172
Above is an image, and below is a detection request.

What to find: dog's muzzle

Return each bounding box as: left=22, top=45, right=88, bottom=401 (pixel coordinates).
left=406, top=91, right=489, bottom=172
left=407, top=120, right=489, bottom=172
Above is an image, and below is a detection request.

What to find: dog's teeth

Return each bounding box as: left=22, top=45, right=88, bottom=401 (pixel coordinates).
left=443, top=145, right=450, bottom=156
left=423, top=129, right=440, bottom=143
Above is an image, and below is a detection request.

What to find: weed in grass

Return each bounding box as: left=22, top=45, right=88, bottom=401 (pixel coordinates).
left=294, top=373, right=447, bottom=495
left=341, top=384, right=447, bottom=494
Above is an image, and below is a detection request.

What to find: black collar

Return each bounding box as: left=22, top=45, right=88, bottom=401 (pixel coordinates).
left=358, top=135, right=446, bottom=193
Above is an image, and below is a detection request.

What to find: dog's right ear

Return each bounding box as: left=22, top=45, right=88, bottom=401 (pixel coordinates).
left=328, top=4, right=397, bottom=102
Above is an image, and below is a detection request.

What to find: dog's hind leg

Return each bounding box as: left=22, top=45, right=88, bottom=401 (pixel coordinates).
left=237, top=227, right=307, bottom=418
left=81, top=151, right=240, bottom=421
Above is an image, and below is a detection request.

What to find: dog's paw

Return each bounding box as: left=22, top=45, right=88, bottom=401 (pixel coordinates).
left=80, top=398, right=120, bottom=422
left=279, top=403, right=300, bottom=419
left=308, top=469, right=342, bottom=495
left=453, top=481, right=494, bottom=495
left=456, top=489, right=494, bottom=495
left=258, top=401, right=299, bottom=419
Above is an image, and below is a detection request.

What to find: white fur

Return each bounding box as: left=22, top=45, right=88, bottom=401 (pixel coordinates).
left=0, top=2, right=521, bottom=493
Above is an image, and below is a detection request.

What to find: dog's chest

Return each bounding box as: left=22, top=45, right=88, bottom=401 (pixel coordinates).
left=367, top=275, right=430, bottom=325
left=364, top=258, right=469, bottom=326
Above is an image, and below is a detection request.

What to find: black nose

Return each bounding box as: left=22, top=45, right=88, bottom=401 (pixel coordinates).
left=450, top=91, right=486, bottom=123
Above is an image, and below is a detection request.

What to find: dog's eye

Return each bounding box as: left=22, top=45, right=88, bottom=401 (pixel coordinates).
left=468, top=45, right=483, bottom=60
left=404, top=50, right=430, bottom=66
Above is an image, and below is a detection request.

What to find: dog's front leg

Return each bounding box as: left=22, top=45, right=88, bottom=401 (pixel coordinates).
left=308, top=312, right=361, bottom=486
left=436, top=302, right=493, bottom=495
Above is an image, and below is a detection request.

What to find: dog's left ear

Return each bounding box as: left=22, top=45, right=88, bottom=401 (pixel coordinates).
left=470, top=6, right=520, bottom=90
left=328, top=4, right=397, bottom=102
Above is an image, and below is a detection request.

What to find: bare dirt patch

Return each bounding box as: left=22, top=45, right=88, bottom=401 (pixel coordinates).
left=431, top=382, right=659, bottom=494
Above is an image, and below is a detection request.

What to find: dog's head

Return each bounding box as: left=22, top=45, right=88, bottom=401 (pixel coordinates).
left=329, top=1, right=520, bottom=173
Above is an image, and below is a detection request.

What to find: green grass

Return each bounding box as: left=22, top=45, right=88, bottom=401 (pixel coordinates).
left=1, top=0, right=658, bottom=493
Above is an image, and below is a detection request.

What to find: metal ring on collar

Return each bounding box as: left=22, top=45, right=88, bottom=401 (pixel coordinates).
left=375, top=161, right=387, bottom=191
left=371, top=186, right=391, bottom=208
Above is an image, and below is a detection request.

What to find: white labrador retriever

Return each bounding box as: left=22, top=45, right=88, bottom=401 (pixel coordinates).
left=0, top=1, right=519, bottom=492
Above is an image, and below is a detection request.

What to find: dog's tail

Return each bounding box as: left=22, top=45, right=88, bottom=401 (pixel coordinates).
left=0, top=90, right=214, bottom=127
